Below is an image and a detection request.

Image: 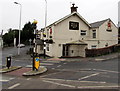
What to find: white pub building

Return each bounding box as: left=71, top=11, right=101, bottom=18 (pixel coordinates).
left=36, top=4, right=118, bottom=58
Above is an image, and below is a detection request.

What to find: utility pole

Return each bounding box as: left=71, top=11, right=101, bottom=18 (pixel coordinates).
left=14, top=2, right=22, bottom=55
left=43, top=0, right=47, bottom=59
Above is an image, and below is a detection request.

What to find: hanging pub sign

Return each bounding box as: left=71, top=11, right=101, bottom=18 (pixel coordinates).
left=107, top=21, right=112, bottom=32
left=49, top=28, right=52, bottom=35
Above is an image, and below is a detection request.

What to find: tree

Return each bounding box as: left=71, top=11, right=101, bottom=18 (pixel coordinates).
left=3, top=21, right=35, bottom=46
left=21, top=21, right=34, bottom=44
left=3, top=28, right=18, bottom=46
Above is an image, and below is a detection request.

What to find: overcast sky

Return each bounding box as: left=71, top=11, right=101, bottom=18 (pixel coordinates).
left=0, top=0, right=119, bottom=34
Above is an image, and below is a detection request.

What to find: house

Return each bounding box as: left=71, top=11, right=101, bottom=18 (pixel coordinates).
left=36, top=4, right=118, bottom=58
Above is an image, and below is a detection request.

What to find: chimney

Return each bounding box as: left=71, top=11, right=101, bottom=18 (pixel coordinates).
left=71, top=3, right=78, bottom=13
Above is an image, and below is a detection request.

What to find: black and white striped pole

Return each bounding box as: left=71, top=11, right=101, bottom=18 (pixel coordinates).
left=32, top=20, right=37, bottom=71
left=43, top=37, right=46, bottom=59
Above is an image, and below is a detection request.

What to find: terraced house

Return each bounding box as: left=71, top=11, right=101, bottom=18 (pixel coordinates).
left=36, top=4, right=118, bottom=58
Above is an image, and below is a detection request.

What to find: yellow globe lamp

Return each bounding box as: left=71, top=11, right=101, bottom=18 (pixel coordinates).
left=33, top=20, right=38, bottom=24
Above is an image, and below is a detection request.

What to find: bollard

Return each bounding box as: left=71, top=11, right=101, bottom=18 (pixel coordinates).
left=6, top=56, right=11, bottom=69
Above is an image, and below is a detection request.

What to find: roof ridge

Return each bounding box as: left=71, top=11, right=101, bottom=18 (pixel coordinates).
left=90, top=18, right=109, bottom=24
left=46, top=12, right=91, bottom=28
left=90, top=18, right=110, bottom=28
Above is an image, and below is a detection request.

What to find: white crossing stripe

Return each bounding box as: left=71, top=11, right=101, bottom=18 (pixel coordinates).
left=0, top=80, right=9, bottom=82
left=57, top=65, right=61, bottom=67
left=78, top=73, right=100, bottom=80
left=43, top=80, right=75, bottom=88
left=0, top=77, right=15, bottom=82
left=8, top=83, right=20, bottom=89
left=27, top=78, right=32, bottom=80
left=43, top=61, right=60, bottom=63
left=40, top=63, right=53, bottom=66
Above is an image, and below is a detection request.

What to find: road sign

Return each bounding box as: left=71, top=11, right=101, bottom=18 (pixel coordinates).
left=34, top=57, right=40, bottom=70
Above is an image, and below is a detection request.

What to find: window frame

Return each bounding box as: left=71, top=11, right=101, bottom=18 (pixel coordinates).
left=92, top=30, right=96, bottom=38
left=46, top=43, right=50, bottom=52
left=69, top=21, right=79, bottom=30
left=91, top=45, right=97, bottom=49
left=81, top=30, right=87, bottom=36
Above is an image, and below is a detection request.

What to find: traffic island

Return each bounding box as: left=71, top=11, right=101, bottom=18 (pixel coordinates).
left=0, top=66, right=22, bottom=73
left=22, top=66, right=47, bottom=76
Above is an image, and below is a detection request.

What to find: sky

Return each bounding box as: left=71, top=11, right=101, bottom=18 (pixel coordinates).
left=0, top=0, right=119, bottom=34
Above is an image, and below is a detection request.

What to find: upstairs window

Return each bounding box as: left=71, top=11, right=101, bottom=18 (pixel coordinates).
left=69, top=21, right=79, bottom=30
left=92, top=30, right=96, bottom=38
left=81, top=30, right=86, bottom=35
left=106, top=29, right=112, bottom=32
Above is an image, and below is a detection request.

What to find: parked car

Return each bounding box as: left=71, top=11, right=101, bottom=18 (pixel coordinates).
left=17, top=44, right=25, bottom=48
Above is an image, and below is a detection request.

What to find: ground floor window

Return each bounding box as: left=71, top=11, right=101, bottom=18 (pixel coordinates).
left=40, top=45, right=43, bottom=50
left=91, top=45, right=97, bottom=49
left=46, top=43, right=49, bottom=52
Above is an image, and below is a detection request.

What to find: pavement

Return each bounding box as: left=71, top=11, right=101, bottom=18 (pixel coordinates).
left=47, top=52, right=120, bottom=62
left=0, top=66, right=47, bottom=76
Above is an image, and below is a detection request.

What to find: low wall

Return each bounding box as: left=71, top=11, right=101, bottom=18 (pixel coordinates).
left=85, top=44, right=120, bottom=57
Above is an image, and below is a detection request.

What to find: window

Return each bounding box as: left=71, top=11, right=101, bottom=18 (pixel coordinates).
left=81, top=30, right=86, bottom=35
left=106, top=29, right=112, bottom=32
left=92, top=30, right=96, bottom=38
left=40, top=45, right=43, bottom=50
left=91, top=45, right=97, bottom=49
left=46, top=44, right=49, bottom=51
left=69, top=21, right=79, bottom=30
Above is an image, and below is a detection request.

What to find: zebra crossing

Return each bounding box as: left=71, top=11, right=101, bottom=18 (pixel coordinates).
left=26, top=60, right=61, bottom=68
left=0, top=76, right=15, bottom=83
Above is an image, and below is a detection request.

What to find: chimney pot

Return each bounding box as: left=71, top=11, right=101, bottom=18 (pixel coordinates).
left=71, top=3, right=78, bottom=13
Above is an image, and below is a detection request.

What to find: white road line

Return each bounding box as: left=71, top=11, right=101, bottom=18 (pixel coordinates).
left=93, top=69, right=119, bottom=73
left=26, top=78, right=31, bottom=80
left=77, top=85, right=119, bottom=89
left=43, top=80, right=75, bottom=88
left=9, top=78, right=15, bottom=80
left=52, top=68, right=55, bottom=69
left=43, top=61, right=60, bottom=63
left=40, top=72, right=62, bottom=77
left=0, top=78, right=15, bottom=82
left=63, top=63, right=67, bottom=64
left=78, top=73, right=100, bottom=80
left=15, top=60, right=20, bottom=62
left=57, top=65, right=61, bottom=67
left=8, top=83, right=20, bottom=89
left=0, top=80, right=9, bottom=82
left=41, top=78, right=106, bottom=84
left=80, top=81, right=106, bottom=84
left=40, top=63, right=53, bottom=66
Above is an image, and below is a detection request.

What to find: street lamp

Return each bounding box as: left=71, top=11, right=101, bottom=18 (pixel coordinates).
left=43, top=0, right=47, bottom=58
left=14, top=2, right=22, bottom=55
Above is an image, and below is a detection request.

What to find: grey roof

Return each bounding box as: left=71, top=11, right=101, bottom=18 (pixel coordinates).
left=90, top=19, right=109, bottom=28
left=36, top=39, right=44, bottom=45
left=65, top=40, right=87, bottom=45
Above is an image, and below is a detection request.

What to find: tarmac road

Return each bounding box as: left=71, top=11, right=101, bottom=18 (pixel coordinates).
left=1, top=58, right=119, bottom=90
left=1, top=46, right=119, bottom=90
